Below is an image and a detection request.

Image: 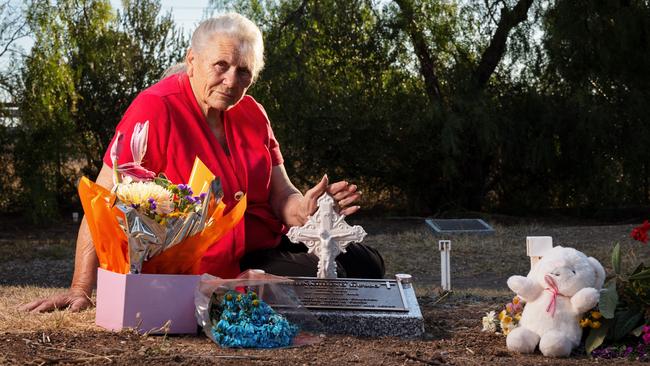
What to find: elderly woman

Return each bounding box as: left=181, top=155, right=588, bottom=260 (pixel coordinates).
left=22, top=13, right=384, bottom=313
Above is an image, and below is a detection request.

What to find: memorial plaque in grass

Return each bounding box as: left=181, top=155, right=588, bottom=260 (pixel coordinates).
left=425, top=218, right=494, bottom=235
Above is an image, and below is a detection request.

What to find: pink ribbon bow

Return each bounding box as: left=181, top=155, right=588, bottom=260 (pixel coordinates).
left=544, top=274, right=560, bottom=317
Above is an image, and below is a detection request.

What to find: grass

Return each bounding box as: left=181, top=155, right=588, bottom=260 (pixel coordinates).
left=0, top=286, right=96, bottom=333
left=0, top=238, right=75, bottom=263
left=363, top=219, right=646, bottom=292
left=1, top=219, right=647, bottom=335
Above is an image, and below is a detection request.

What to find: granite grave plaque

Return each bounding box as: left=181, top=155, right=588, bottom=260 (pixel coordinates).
left=280, top=193, right=424, bottom=338
left=271, top=277, right=409, bottom=311
left=265, top=274, right=423, bottom=338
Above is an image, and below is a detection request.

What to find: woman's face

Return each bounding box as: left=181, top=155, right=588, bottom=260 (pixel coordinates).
left=186, top=35, right=254, bottom=115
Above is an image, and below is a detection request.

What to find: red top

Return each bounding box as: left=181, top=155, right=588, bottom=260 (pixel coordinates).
left=103, top=73, right=286, bottom=278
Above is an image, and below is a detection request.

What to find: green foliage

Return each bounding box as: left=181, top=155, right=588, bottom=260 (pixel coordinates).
left=541, top=0, right=650, bottom=207
left=613, top=243, right=621, bottom=275
left=4, top=0, right=650, bottom=219
left=585, top=318, right=611, bottom=355
left=586, top=240, right=650, bottom=353
left=12, top=0, right=186, bottom=222
left=600, top=280, right=619, bottom=319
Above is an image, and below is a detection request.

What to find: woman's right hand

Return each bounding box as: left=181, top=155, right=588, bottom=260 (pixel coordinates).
left=19, top=164, right=113, bottom=313
left=19, top=289, right=92, bottom=313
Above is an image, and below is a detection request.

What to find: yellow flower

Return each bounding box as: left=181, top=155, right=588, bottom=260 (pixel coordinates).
left=515, top=314, right=522, bottom=321
left=502, top=316, right=513, bottom=324
left=591, top=311, right=602, bottom=319
left=116, top=181, right=174, bottom=215
left=580, top=318, right=592, bottom=328
left=513, top=296, right=520, bottom=305
left=591, top=321, right=601, bottom=329
left=499, top=310, right=506, bottom=321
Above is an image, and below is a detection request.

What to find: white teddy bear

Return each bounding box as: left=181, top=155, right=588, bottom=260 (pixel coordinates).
left=506, top=246, right=606, bottom=357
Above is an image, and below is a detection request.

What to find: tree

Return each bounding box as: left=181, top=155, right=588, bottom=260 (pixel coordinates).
left=0, top=1, right=27, bottom=212
left=14, top=0, right=186, bottom=222
left=540, top=0, right=650, bottom=207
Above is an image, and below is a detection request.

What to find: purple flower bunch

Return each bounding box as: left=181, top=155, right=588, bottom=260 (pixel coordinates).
left=592, top=343, right=649, bottom=360
left=169, top=183, right=206, bottom=213
left=591, top=326, right=650, bottom=360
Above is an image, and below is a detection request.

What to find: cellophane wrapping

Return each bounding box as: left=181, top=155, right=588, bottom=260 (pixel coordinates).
left=195, top=270, right=323, bottom=348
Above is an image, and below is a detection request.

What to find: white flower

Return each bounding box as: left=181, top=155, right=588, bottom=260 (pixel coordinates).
left=482, top=311, right=497, bottom=332
left=116, top=181, right=174, bottom=215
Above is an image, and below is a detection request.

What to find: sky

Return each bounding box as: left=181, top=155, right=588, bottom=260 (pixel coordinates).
left=109, top=0, right=211, bottom=32
left=5, top=0, right=211, bottom=55
left=0, top=0, right=211, bottom=107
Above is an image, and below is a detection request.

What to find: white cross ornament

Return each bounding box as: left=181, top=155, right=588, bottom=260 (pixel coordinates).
left=287, top=193, right=367, bottom=278
left=526, top=236, right=553, bottom=271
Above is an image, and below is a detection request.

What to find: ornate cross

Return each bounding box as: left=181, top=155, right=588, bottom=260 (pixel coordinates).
left=287, top=193, right=367, bottom=278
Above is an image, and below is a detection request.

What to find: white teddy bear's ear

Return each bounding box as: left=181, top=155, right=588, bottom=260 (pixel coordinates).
left=587, top=257, right=606, bottom=290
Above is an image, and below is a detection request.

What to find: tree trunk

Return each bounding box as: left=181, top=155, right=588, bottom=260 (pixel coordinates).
left=473, top=0, right=534, bottom=88
left=394, top=0, right=444, bottom=106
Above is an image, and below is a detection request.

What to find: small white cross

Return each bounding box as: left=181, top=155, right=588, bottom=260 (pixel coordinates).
left=526, top=236, right=553, bottom=271
left=287, top=193, right=367, bottom=278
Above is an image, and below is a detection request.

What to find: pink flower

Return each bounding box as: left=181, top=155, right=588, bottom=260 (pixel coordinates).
left=110, top=131, right=124, bottom=164
left=130, top=121, right=149, bottom=164
left=116, top=162, right=156, bottom=181
left=109, top=122, right=155, bottom=185
left=643, top=332, right=650, bottom=345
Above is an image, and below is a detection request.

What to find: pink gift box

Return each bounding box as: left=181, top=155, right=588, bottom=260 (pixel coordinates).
left=95, top=268, right=200, bottom=334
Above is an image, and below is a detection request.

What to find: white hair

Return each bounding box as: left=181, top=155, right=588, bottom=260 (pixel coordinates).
left=190, top=13, right=265, bottom=81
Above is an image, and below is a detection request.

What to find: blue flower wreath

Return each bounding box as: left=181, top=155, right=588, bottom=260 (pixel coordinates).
left=210, top=290, right=298, bottom=348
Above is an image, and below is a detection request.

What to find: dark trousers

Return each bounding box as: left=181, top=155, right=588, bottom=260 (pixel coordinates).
left=240, top=236, right=385, bottom=279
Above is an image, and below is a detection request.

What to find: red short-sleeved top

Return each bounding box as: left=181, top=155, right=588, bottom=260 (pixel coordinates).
left=103, top=73, right=286, bottom=278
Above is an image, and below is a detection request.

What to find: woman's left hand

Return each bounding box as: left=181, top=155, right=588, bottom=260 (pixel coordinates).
left=327, top=177, right=361, bottom=216
left=299, top=174, right=361, bottom=222
left=270, top=166, right=363, bottom=227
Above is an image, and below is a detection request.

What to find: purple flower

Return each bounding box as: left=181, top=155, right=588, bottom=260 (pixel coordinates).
left=644, top=325, right=650, bottom=334
left=592, top=346, right=617, bottom=359
left=148, top=197, right=157, bottom=211
left=184, top=195, right=194, bottom=204
left=131, top=203, right=140, bottom=209
left=177, top=184, right=193, bottom=195
left=200, top=192, right=207, bottom=200
left=623, top=346, right=634, bottom=357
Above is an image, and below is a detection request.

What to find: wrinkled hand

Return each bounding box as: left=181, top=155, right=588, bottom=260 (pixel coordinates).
left=298, top=174, right=362, bottom=224
left=19, top=289, right=92, bottom=313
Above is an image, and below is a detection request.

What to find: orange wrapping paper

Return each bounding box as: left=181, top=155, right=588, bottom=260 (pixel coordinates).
left=77, top=176, right=246, bottom=275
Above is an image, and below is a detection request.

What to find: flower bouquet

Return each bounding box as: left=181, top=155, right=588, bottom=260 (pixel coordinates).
left=482, top=295, right=524, bottom=335
left=582, top=220, right=650, bottom=360
left=195, top=270, right=322, bottom=348
left=78, top=121, right=246, bottom=274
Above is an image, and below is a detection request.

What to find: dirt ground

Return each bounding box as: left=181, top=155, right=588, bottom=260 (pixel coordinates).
left=1, top=215, right=648, bottom=365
